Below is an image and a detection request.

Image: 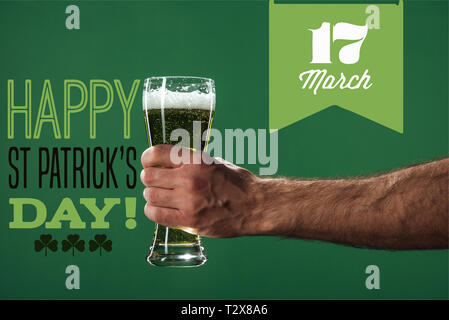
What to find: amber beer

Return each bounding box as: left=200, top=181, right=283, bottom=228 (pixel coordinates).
left=142, top=76, right=215, bottom=267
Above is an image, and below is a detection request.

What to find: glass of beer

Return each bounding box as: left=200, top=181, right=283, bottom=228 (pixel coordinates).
left=142, top=76, right=215, bottom=267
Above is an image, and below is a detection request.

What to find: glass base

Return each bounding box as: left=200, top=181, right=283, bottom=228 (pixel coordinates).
left=146, top=244, right=207, bottom=267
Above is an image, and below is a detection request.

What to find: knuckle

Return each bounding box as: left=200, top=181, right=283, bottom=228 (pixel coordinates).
left=144, top=203, right=154, bottom=219
left=141, top=168, right=151, bottom=186
left=140, top=169, right=146, bottom=184
left=144, top=202, right=149, bottom=213
left=147, top=188, right=159, bottom=203
left=141, top=148, right=151, bottom=167
left=142, top=145, right=168, bottom=167
left=150, top=145, right=161, bottom=159
left=143, top=167, right=156, bottom=184
left=148, top=206, right=162, bottom=222
left=152, top=144, right=168, bottom=159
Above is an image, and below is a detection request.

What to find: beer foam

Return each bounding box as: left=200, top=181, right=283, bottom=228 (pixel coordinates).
left=143, top=89, right=215, bottom=111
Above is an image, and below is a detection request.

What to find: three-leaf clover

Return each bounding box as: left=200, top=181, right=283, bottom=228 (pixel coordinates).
left=62, top=234, right=85, bottom=256
left=34, top=234, right=58, bottom=256
left=89, top=234, right=112, bottom=256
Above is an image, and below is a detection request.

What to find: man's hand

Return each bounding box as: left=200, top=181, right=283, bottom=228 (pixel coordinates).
left=141, top=145, right=448, bottom=250
left=140, top=144, right=263, bottom=238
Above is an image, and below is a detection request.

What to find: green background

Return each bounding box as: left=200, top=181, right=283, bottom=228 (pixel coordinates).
left=0, top=0, right=447, bottom=299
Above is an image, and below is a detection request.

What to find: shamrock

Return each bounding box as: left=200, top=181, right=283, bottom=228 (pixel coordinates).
left=89, top=234, right=112, bottom=256
left=34, top=234, right=58, bottom=256
left=62, top=234, right=85, bottom=256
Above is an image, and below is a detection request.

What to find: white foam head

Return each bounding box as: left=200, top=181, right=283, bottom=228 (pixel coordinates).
left=143, top=89, right=215, bottom=111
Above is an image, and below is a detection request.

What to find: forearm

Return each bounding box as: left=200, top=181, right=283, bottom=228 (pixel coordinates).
left=249, top=159, right=449, bottom=250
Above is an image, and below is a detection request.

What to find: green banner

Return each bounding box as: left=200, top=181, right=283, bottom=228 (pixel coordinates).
left=270, top=0, right=403, bottom=132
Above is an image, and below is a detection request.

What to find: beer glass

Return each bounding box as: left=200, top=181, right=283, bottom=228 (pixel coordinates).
left=142, top=76, right=215, bottom=267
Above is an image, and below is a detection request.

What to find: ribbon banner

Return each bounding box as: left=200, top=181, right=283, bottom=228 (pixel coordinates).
left=269, top=0, right=403, bottom=133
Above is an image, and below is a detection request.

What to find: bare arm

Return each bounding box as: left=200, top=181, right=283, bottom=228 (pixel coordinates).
left=251, top=159, right=448, bottom=249
left=140, top=145, right=449, bottom=250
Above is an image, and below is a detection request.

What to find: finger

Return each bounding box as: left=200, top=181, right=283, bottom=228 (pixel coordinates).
left=140, top=167, right=178, bottom=188
left=141, top=145, right=179, bottom=168
left=143, top=187, right=181, bottom=209
left=144, top=203, right=187, bottom=228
